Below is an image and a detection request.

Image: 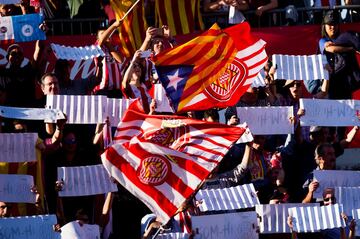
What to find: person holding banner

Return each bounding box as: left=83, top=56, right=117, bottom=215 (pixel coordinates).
left=288, top=187, right=356, bottom=239
left=302, top=143, right=337, bottom=204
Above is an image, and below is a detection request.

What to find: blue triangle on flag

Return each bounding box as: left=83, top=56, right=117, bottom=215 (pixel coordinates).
left=156, top=65, right=194, bottom=112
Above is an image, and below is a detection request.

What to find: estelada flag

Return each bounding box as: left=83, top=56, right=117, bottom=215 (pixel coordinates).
left=110, top=0, right=147, bottom=57
left=155, top=22, right=267, bottom=113
left=154, top=0, right=204, bottom=36
left=102, top=100, right=245, bottom=222
left=0, top=14, right=46, bottom=44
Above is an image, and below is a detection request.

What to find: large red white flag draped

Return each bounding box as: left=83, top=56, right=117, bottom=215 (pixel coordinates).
left=101, top=101, right=245, bottom=222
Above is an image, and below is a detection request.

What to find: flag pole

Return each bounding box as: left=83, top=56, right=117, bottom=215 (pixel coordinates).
left=108, top=0, right=141, bottom=38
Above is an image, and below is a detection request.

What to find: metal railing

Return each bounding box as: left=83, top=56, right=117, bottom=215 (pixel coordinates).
left=45, top=5, right=360, bottom=36
left=46, top=18, right=108, bottom=36
left=202, top=5, right=360, bottom=28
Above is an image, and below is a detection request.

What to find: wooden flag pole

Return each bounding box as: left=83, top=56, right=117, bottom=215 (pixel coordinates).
left=108, top=0, right=141, bottom=38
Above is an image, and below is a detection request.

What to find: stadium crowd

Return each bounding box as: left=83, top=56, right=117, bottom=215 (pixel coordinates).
left=0, top=1, right=360, bottom=239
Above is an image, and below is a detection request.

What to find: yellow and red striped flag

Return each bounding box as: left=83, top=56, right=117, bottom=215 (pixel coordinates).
left=154, top=0, right=204, bottom=36
left=110, top=0, right=147, bottom=57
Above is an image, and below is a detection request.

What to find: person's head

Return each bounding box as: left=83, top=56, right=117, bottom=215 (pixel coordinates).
left=0, top=201, right=10, bottom=217
left=203, top=109, right=219, bottom=122
left=284, top=80, right=302, bottom=100
left=40, top=73, right=59, bottom=95
left=54, top=59, right=71, bottom=84
left=227, top=115, right=239, bottom=126
left=75, top=209, right=89, bottom=225
left=96, top=27, right=112, bottom=44
left=315, top=143, right=336, bottom=170
left=321, top=10, right=340, bottom=39
left=131, top=61, right=144, bottom=80
left=269, top=188, right=288, bottom=204
left=322, top=188, right=336, bottom=206
left=310, top=126, right=330, bottom=144
left=0, top=4, right=16, bottom=16
left=252, top=135, right=266, bottom=151
left=13, top=120, right=27, bottom=133
left=62, top=131, right=77, bottom=153
left=150, top=36, right=165, bottom=55
left=6, top=44, right=24, bottom=67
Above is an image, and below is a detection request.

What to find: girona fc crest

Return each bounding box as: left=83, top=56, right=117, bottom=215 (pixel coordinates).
left=142, top=122, right=189, bottom=150
left=143, top=128, right=175, bottom=147
left=137, top=156, right=170, bottom=185
left=205, top=57, right=248, bottom=101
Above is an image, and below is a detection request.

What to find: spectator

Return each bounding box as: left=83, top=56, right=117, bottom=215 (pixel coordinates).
left=94, top=19, right=125, bottom=95
left=319, top=10, right=359, bottom=99
left=302, top=143, right=336, bottom=203
left=203, top=108, right=220, bottom=122
left=0, top=4, right=22, bottom=17
left=203, top=0, right=246, bottom=25
left=122, top=50, right=152, bottom=113
left=237, top=0, right=278, bottom=27
left=0, top=201, right=10, bottom=217
left=0, top=44, right=37, bottom=107
left=289, top=187, right=356, bottom=239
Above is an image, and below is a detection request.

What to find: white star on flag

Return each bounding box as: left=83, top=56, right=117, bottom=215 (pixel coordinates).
left=166, top=69, right=184, bottom=91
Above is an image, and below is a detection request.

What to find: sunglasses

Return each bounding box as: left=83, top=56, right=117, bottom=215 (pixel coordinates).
left=323, top=196, right=336, bottom=202
left=0, top=205, right=10, bottom=209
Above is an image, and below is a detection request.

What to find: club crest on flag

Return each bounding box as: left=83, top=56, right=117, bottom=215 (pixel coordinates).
left=142, top=119, right=188, bottom=149
left=206, top=57, right=247, bottom=101
left=143, top=128, right=175, bottom=147
left=137, top=155, right=171, bottom=186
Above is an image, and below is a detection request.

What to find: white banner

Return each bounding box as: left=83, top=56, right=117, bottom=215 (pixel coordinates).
left=192, top=211, right=258, bottom=239
left=256, top=203, right=319, bottom=234
left=0, top=174, right=35, bottom=203
left=299, top=99, right=360, bottom=126
left=236, top=106, right=294, bottom=135
left=153, top=84, right=174, bottom=113
left=195, top=183, right=260, bottom=212
left=60, top=221, right=100, bottom=239
left=313, top=170, right=360, bottom=198
left=0, top=133, right=37, bottom=162
left=51, top=43, right=105, bottom=60
left=106, top=98, right=134, bottom=127
left=156, top=233, right=191, bottom=239
left=335, top=187, right=360, bottom=216
left=0, top=105, right=65, bottom=121
left=46, top=95, right=107, bottom=124
left=0, top=215, right=59, bottom=239
left=351, top=208, right=360, bottom=237
left=273, top=54, right=328, bottom=80
left=57, top=164, right=117, bottom=197
left=288, top=204, right=345, bottom=233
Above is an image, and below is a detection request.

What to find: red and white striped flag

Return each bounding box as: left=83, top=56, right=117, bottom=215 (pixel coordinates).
left=101, top=101, right=245, bottom=222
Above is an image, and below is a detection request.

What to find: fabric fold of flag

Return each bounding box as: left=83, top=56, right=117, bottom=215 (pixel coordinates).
left=154, top=0, right=204, bottom=36
left=110, top=0, right=147, bottom=57
left=102, top=100, right=245, bottom=222
left=155, top=22, right=267, bottom=113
